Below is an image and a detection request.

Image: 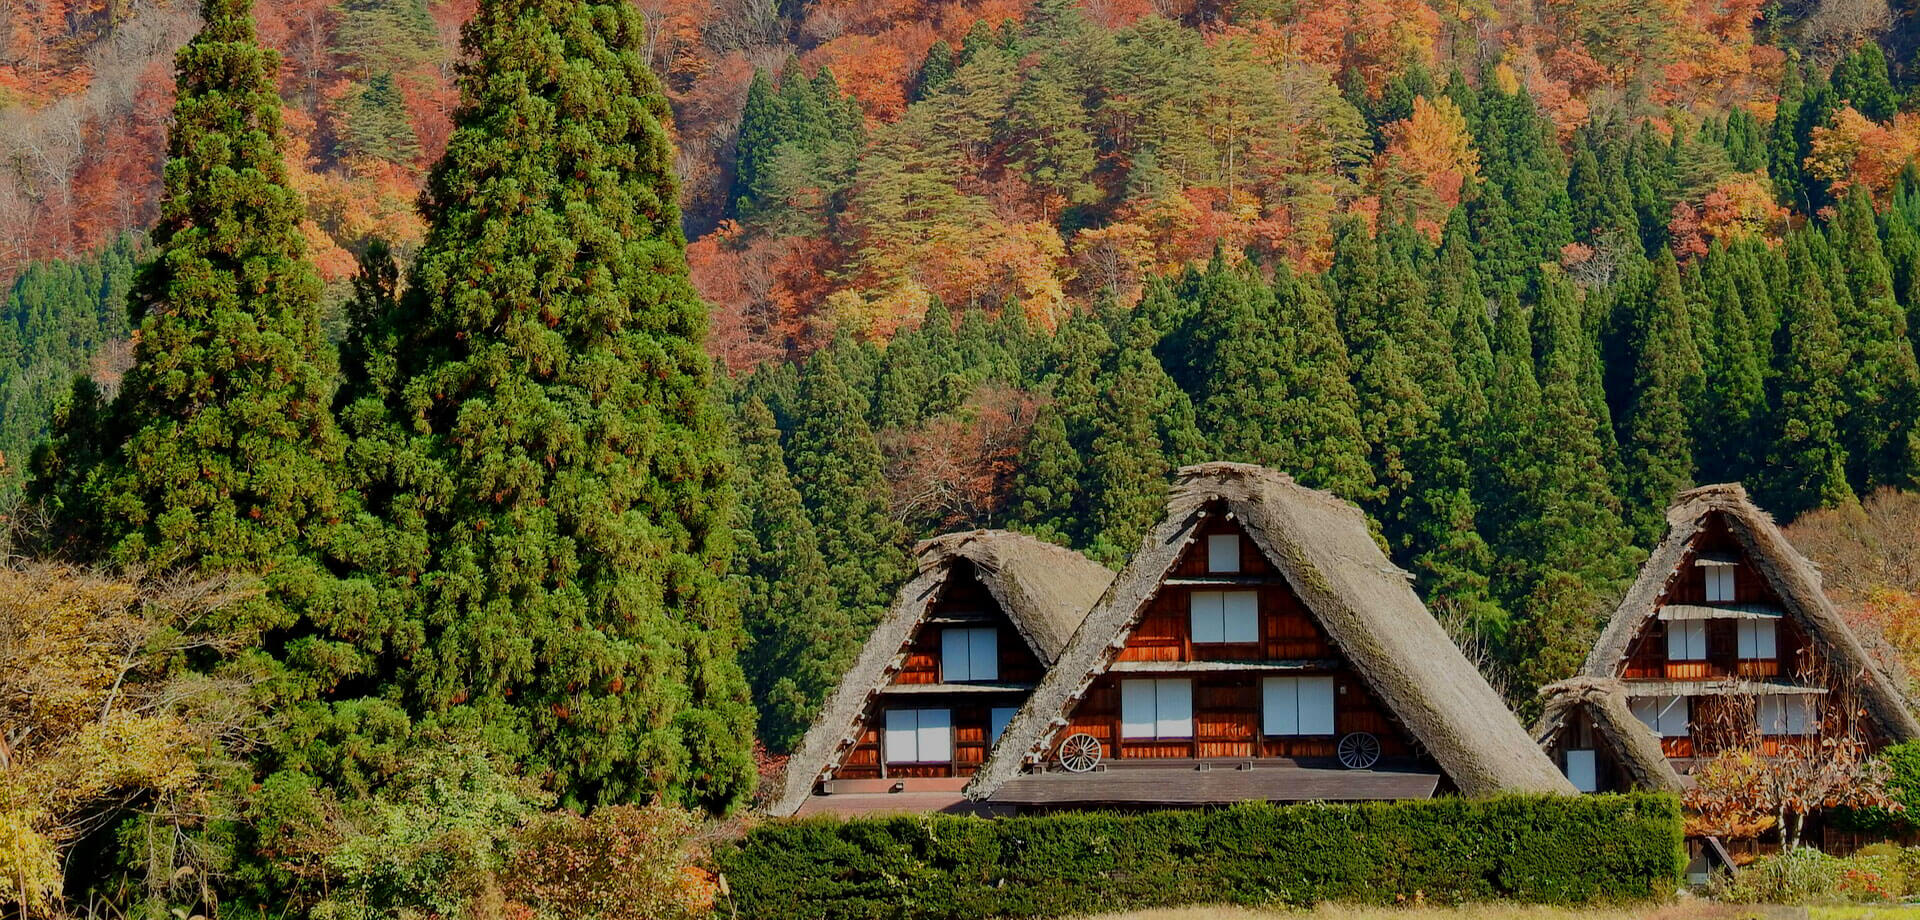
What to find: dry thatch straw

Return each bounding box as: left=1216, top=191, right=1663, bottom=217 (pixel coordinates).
left=1533, top=676, right=1691, bottom=795
left=968, top=463, right=1574, bottom=801
left=1582, top=483, right=1920, bottom=745
left=765, top=529, right=1114, bottom=817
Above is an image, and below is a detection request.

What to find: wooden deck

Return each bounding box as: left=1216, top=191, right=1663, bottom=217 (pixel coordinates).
left=987, top=761, right=1442, bottom=806
left=795, top=789, right=997, bottom=817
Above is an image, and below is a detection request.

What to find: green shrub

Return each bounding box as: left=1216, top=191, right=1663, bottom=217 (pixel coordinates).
left=1710, top=847, right=1840, bottom=904
left=1711, top=844, right=1916, bottom=905
left=1837, top=845, right=1906, bottom=902
left=1835, top=741, right=1920, bottom=836
left=715, top=794, right=1686, bottom=920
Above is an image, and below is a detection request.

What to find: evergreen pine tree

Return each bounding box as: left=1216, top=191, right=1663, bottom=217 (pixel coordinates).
left=38, top=0, right=348, bottom=605
left=1435, top=214, right=1495, bottom=429
left=733, top=397, right=849, bottom=753
left=1504, top=279, right=1637, bottom=691
left=1326, top=220, right=1431, bottom=519
left=378, top=0, right=755, bottom=810
left=1476, top=293, right=1545, bottom=629
left=1832, top=42, right=1898, bottom=122
left=1696, top=243, right=1768, bottom=484
left=1829, top=187, right=1920, bottom=490
left=339, top=71, right=422, bottom=162
left=915, top=40, right=955, bottom=100
left=1377, top=224, right=1504, bottom=634
left=1769, top=61, right=1838, bottom=214
left=1620, top=252, right=1704, bottom=541
left=1, top=236, right=138, bottom=504
left=1006, top=399, right=1082, bottom=542
left=731, top=69, right=787, bottom=217
left=1005, top=70, right=1099, bottom=217
left=1191, top=263, right=1373, bottom=500
left=787, top=348, right=911, bottom=624
left=1083, top=317, right=1199, bottom=564
left=1725, top=106, right=1766, bottom=172
left=872, top=323, right=938, bottom=429
left=1764, top=234, right=1858, bottom=513
left=333, top=0, right=440, bottom=80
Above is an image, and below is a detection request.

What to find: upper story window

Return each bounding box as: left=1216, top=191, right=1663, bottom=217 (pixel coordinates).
left=1191, top=590, right=1259, bottom=644
left=1206, top=533, right=1241, bottom=573
left=1737, top=618, right=1778, bottom=660
left=1667, top=620, right=1707, bottom=661
left=1121, top=678, right=1193, bottom=740
left=941, top=627, right=998, bottom=682
left=1705, top=565, right=1736, bottom=602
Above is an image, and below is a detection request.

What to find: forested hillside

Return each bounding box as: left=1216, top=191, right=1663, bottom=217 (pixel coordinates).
left=8, top=0, right=1920, bottom=913
left=8, top=0, right=1920, bottom=729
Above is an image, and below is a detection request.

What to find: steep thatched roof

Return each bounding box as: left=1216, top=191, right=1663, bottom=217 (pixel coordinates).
left=967, top=463, right=1576, bottom=800
left=1534, top=677, right=1689, bottom=794
left=764, top=530, right=1114, bottom=817
left=1582, top=483, right=1920, bottom=743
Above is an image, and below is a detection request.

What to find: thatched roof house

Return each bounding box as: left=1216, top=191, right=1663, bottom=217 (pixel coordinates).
left=1572, top=483, right=1918, bottom=768
left=966, top=463, right=1574, bottom=807
left=1534, top=677, right=1690, bottom=795
left=765, top=530, right=1114, bottom=818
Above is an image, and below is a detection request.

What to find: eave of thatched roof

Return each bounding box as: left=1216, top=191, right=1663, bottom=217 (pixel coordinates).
left=764, top=530, right=1114, bottom=817
left=967, top=463, right=1576, bottom=801
left=1534, top=677, right=1689, bottom=795
left=1581, top=483, right=1920, bottom=744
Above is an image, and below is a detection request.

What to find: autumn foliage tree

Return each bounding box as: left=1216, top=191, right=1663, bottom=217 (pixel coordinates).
left=1686, top=734, right=1900, bottom=850
left=0, top=564, right=259, bottom=917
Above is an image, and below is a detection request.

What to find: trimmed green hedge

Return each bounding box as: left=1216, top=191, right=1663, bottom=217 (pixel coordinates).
left=716, top=794, right=1684, bottom=919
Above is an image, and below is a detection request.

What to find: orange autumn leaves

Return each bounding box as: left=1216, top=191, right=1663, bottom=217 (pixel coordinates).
left=1373, top=96, right=1480, bottom=240
left=1810, top=106, right=1920, bottom=203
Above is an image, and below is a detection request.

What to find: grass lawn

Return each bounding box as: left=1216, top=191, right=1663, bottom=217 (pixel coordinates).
left=1812, top=909, right=1920, bottom=918
left=1079, top=903, right=1785, bottom=919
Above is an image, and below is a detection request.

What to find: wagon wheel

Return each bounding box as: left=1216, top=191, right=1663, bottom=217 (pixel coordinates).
left=1337, top=732, right=1382, bottom=770
left=1056, top=733, right=1103, bottom=773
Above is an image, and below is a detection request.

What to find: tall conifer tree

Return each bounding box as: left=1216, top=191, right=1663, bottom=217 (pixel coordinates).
left=1620, top=252, right=1704, bottom=540
left=34, top=0, right=347, bottom=622
left=1191, top=264, right=1372, bottom=500
left=379, top=0, right=754, bottom=810
left=787, top=348, right=912, bottom=625
left=733, top=397, right=848, bottom=753
left=1084, top=318, right=1200, bottom=563
left=1007, top=400, right=1082, bottom=542
left=1830, top=188, right=1920, bottom=491
left=1697, top=243, right=1768, bottom=484
left=1764, top=235, right=1857, bottom=513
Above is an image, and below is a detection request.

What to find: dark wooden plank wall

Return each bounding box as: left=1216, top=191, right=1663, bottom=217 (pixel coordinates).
left=1060, top=513, right=1416, bottom=763
left=1621, top=514, right=1805, bottom=682
left=1613, top=513, right=1896, bottom=760
left=832, top=565, right=1043, bottom=781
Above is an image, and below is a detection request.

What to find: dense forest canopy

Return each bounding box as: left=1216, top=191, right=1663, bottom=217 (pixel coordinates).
left=7, top=0, right=1920, bottom=915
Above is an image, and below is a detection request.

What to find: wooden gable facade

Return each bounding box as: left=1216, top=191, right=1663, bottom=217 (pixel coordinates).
left=1053, top=506, right=1424, bottom=767
left=767, top=529, right=1115, bottom=818
left=1608, top=510, right=1833, bottom=761
left=1556, top=483, right=1920, bottom=791
left=830, top=562, right=1047, bottom=783
left=969, top=463, right=1575, bottom=809
left=1616, top=513, right=1808, bottom=686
